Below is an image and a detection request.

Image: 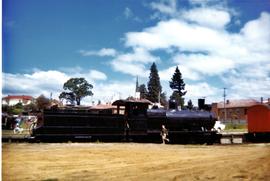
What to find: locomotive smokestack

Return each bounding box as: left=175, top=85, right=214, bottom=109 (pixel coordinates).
left=198, top=99, right=205, bottom=110
left=169, top=99, right=178, bottom=110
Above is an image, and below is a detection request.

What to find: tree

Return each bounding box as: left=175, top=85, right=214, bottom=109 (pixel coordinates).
left=138, top=84, right=148, bottom=99
left=59, top=92, right=75, bottom=105
left=170, top=91, right=184, bottom=107
left=187, top=99, right=193, bottom=110
left=59, top=78, right=93, bottom=105
left=36, top=94, right=50, bottom=110
left=160, top=92, right=168, bottom=107
left=169, top=66, right=187, bottom=107
left=147, top=63, right=163, bottom=103
left=24, top=102, right=38, bottom=112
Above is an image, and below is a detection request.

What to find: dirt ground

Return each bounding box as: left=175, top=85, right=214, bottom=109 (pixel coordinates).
left=2, top=143, right=270, bottom=181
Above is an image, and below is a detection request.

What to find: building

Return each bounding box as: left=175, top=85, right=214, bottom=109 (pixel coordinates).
left=89, top=104, right=121, bottom=114
left=212, top=99, right=260, bottom=124
left=2, top=95, right=34, bottom=106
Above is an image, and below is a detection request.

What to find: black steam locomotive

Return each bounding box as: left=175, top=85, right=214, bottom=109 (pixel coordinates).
left=31, top=99, right=220, bottom=144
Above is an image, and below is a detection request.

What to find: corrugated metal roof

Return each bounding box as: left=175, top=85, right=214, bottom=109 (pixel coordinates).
left=217, top=99, right=260, bottom=109
left=112, top=99, right=153, bottom=106
left=2, top=95, right=34, bottom=100
left=90, top=104, right=117, bottom=110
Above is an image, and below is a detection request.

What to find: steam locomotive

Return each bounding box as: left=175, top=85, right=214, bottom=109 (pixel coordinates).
left=31, top=99, right=220, bottom=144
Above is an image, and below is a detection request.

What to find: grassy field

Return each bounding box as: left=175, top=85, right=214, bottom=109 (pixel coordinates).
left=2, top=143, right=270, bottom=181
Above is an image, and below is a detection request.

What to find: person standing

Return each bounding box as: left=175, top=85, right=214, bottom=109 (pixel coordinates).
left=14, top=114, right=22, bottom=128
left=161, top=125, right=169, bottom=144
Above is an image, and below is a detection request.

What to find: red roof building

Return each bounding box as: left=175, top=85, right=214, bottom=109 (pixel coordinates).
left=2, top=95, right=34, bottom=106
left=212, top=99, right=260, bottom=123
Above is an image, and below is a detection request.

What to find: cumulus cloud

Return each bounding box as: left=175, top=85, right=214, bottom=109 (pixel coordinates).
left=122, top=6, right=270, bottom=100
left=159, top=65, right=200, bottom=81
left=125, top=12, right=270, bottom=70
left=222, top=63, right=270, bottom=100
left=87, top=70, right=107, bottom=81
left=2, top=68, right=108, bottom=102
left=173, top=53, right=234, bottom=76
left=87, top=81, right=136, bottom=104
left=74, top=3, right=270, bottom=102
left=185, top=82, right=219, bottom=99
left=125, top=19, right=229, bottom=52
left=111, top=61, right=149, bottom=77
left=2, top=68, right=141, bottom=105
left=79, top=48, right=117, bottom=57
left=182, top=8, right=231, bottom=29
left=3, top=70, right=69, bottom=98
left=110, top=47, right=159, bottom=77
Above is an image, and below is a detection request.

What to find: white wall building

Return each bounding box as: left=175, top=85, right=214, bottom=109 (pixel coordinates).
left=2, top=95, right=34, bottom=106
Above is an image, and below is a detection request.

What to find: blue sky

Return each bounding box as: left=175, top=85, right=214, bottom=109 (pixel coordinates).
left=2, top=0, right=270, bottom=105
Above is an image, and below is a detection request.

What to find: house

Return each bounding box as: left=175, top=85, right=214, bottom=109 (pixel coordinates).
left=212, top=99, right=260, bottom=124
left=89, top=104, right=121, bottom=114
left=2, top=95, right=34, bottom=106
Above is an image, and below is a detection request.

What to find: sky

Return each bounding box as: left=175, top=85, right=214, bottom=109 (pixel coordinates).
left=2, top=0, right=270, bottom=105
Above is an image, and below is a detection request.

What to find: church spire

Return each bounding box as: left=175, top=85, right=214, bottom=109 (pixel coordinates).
left=135, top=76, right=140, bottom=99
left=135, top=76, right=139, bottom=92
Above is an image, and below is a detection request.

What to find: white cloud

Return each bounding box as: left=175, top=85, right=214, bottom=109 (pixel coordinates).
left=186, top=82, right=219, bottom=100
left=182, top=8, right=231, bottom=29
left=122, top=7, right=270, bottom=100
left=111, top=60, right=149, bottom=77
left=86, top=81, right=136, bottom=104
left=125, top=12, right=270, bottom=71
left=125, top=19, right=229, bottom=52
left=240, top=12, right=270, bottom=52
left=110, top=47, right=159, bottom=77
left=159, top=66, right=200, bottom=81
left=173, top=53, right=234, bottom=76
left=79, top=48, right=117, bottom=57
left=2, top=68, right=142, bottom=105
left=3, top=70, right=69, bottom=98
left=222, top=63, right=270, bottom=100
left=2, top=68, right=108, bottom=103
left=88, top=70, right=107, bottom=81
left=75, top=3, right=270, bottom=102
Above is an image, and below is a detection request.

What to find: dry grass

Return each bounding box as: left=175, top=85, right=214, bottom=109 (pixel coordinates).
left=2, top=143, right=270, bottom=181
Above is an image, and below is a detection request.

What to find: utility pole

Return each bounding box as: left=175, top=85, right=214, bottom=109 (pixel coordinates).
left=223, top=88, right=227, bottom=122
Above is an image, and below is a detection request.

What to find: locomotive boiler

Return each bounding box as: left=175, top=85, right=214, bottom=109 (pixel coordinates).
left=31, top=99, right=220, bottom=144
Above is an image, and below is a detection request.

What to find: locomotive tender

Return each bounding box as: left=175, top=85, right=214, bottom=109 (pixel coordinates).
left=31, top=99, right=220, bottom=144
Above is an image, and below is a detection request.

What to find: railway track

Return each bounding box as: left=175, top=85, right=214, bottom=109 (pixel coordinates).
left=2, top=130, right=251, bottom=144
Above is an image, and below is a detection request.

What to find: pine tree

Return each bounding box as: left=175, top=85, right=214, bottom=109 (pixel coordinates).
left=169, top=66, right=187, bottom=107
left=170, top=91, right=184, bottom=107
left=147, top=63, right=162, bottom=103
left=160, top=92, right=168, bottom=107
